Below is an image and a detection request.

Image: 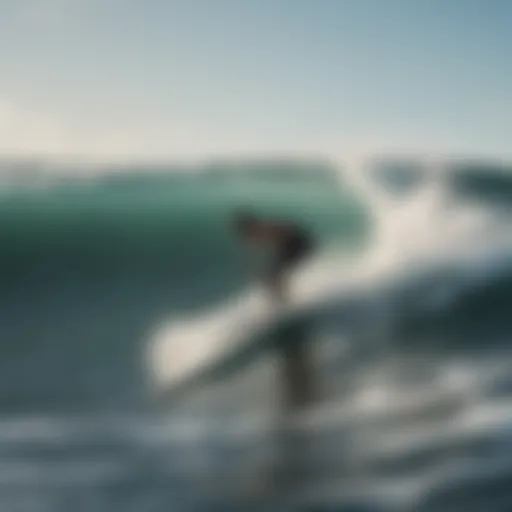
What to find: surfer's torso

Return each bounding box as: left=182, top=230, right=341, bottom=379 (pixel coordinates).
left=272, top=222, right=312, bottom=259
left=255, top=221, right=314, bottom=280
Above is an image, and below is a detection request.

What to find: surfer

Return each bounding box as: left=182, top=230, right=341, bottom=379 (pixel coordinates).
left=232, top=209, right=314, bottom=302
left=232, top=209, right=317, bottom=407
left=233, top=210, right=318, bottom=489
left=231, top=210, right=318, bottom=490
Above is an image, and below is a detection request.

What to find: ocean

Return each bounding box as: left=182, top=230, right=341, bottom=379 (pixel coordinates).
left=0, top=158, right=511, bottom=511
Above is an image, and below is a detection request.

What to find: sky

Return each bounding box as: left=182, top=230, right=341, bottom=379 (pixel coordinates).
left=0, top=0, right=511, bottom=163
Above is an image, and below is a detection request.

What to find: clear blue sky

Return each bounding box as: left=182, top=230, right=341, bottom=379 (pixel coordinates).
left=0, top=0, right=511, bottom=162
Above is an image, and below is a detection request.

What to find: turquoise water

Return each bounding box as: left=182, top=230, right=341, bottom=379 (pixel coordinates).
left=0, top=163, right=368, bottom=412
left=0, top=160, right=511, bottom=511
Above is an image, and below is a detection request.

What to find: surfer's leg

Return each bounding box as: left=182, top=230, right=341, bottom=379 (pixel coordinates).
left=271, top=342, right=316, bottom=490
left=267, top=256, right=288, bottom=302
left=282, top=342, right=316, bottom=408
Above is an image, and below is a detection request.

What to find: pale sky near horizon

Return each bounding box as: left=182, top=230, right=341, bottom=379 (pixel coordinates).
left=0, top=0, right=511, bottom=163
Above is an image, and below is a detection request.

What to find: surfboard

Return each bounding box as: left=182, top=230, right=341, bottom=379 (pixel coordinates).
left=154, top=294, right=319, bottom=405
left=149, top=249, right=372, bottom=405
left=151, top=263, right=455, bottom=406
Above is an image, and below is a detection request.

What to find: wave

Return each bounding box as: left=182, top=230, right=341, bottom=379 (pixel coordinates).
left=140, top=160, right=512, bottom=511
left=0, top=160, right=367, bottom=413
left=0, top=157, right=512, bottom=510
left=0, top=156, right=510, bottom=414
left=149, top=159, right=512, bottom=401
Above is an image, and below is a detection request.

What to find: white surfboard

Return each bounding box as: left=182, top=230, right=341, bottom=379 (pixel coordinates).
left=147, top=250, right=351, bottom=403
left=149, top=294, right=308, bottom=402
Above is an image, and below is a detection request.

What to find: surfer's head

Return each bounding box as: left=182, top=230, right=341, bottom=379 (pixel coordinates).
left=232, top=209, right=259, bottom=235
